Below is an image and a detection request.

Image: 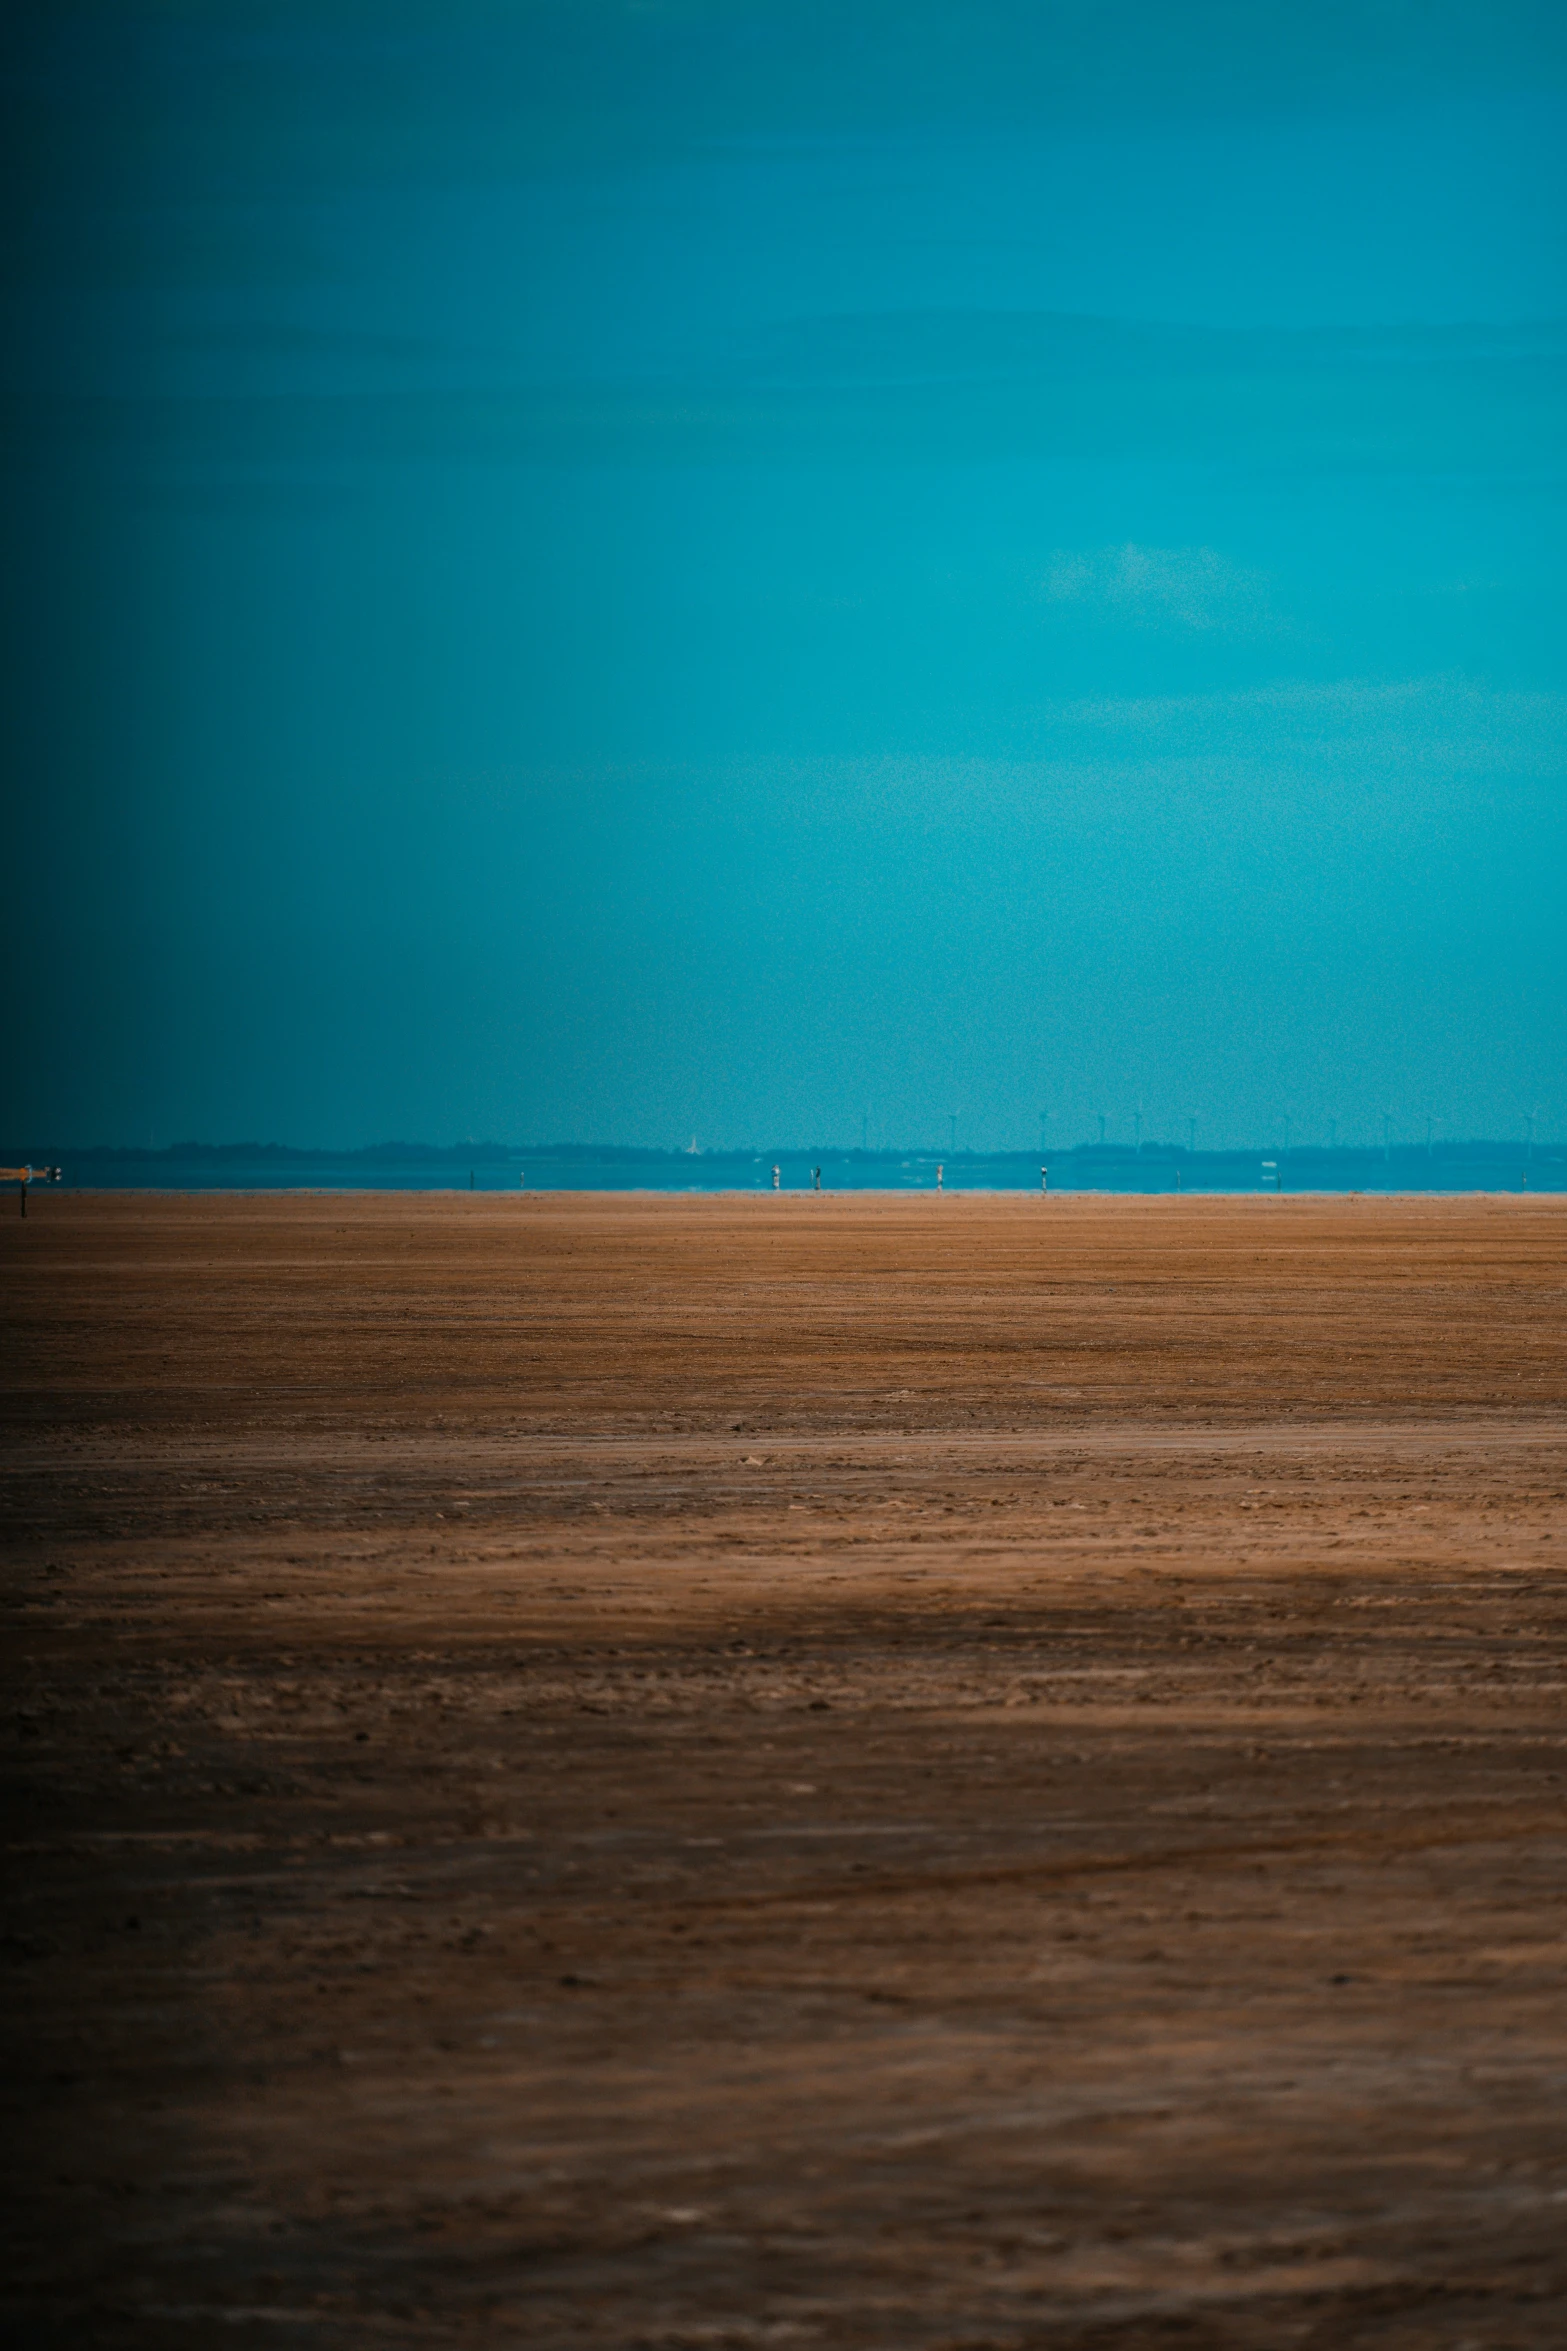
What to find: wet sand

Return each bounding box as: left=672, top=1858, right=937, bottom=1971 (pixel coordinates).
left=3, top=1189, right=1566, bottom=2348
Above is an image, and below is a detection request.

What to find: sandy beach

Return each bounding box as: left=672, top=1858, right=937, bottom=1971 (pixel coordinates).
left=4, top=1188, right=1567, bottom=2348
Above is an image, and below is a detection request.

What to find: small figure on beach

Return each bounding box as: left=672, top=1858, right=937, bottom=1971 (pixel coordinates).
left=812, top=1166, right=822, bottom=1192
left=936, top=1163, right=943, bottom=1190
left=1041, top=1165, right=1048, bottom=1192
left=772, top=1165, right=780, bottom=1189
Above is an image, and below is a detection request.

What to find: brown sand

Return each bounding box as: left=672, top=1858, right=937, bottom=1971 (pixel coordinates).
left=3, top=1188, right=1566, bottom=2348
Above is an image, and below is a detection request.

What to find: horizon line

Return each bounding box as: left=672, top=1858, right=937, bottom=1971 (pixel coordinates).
left=7, top=1136, right=1561, bottom=1164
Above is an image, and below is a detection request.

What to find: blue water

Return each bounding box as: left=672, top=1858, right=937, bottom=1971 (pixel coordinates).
left=18, top=1148, right=1564, bottom=1195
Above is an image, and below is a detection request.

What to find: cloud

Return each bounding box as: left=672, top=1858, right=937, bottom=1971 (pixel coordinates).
left=1043, top=673, right=1567, bottom=767
left=1040, top=542, right=1273, bottom=632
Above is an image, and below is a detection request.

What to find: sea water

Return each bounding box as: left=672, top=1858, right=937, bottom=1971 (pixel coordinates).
left=19, top=1146, right=1563, bottom=1195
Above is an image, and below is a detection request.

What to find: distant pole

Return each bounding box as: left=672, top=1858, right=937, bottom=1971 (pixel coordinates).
left=772, top=1164, right=780, bottom=1190
left=2, top=1164, right=61, bottom=1216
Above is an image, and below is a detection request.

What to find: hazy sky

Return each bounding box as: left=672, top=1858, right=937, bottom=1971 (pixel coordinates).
left=4, top=1, right=1564, bottom=1151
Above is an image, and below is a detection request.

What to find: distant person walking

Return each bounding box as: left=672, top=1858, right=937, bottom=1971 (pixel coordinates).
left=812, top=1166, right=822, bottom=1192
left=772, top=1165, right=780, bottom=1189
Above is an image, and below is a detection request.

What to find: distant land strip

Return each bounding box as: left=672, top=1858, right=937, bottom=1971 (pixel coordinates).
left=5, top=1138, right=1560, bottom=1170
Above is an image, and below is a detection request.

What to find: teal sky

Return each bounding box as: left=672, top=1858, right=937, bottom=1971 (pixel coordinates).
left=4, top=1, right=1564, bottom=1151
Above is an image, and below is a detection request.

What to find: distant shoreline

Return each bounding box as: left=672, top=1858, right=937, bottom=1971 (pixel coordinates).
left=16, top=1170, right=1563, bottom=1198
left=5, top=1139, right=1560, bottom=1173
